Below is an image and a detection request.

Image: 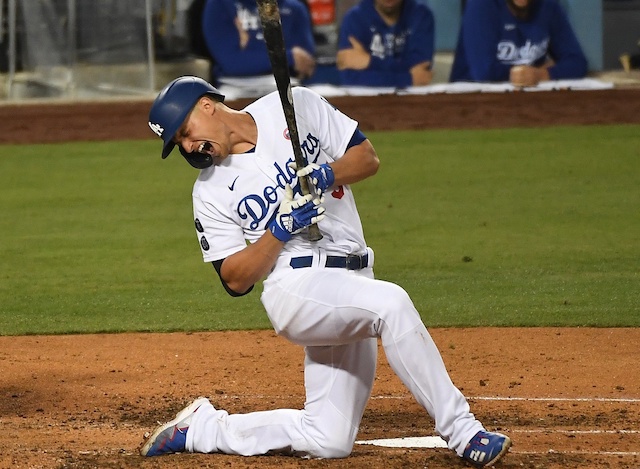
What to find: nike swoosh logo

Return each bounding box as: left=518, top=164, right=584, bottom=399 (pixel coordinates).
left=228, top=176, right=239, bottom=191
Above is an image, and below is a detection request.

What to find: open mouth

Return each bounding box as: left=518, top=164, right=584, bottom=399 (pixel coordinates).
left=198, top=141, right=214, bottom=155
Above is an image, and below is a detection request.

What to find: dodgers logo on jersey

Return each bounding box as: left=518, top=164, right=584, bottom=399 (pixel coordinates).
left=497, top=39, right=548, bottom=65
left=237, top=131, right=322, bottom=230
left=237, top=160, right=296, bottom=230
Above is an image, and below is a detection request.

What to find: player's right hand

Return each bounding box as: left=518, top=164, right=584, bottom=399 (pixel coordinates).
left=268, top=184, right=325, bottom=242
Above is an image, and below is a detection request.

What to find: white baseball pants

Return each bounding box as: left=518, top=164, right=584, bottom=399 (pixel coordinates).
left=186, top=256, right=483, bottom=458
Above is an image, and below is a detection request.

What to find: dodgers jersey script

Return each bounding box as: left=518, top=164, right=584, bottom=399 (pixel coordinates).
left=192, top=87, right=366, bottom=264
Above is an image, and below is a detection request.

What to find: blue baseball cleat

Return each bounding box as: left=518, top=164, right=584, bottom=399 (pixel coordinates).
left=462, top=430, right=511, bottom=467
left=140, top=397, right=209, bottom=457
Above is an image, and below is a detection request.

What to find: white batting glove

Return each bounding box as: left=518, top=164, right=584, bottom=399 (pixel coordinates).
left=268, top=184, right=325, bottom=242
left=289, top=162, right=335, bottom=194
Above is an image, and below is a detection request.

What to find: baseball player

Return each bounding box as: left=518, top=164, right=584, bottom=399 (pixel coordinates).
left=449, top=0, right=588, bottom=86
left=141, top=76, right=511, bottom=467
left=337, top=0, right=434, bottom=87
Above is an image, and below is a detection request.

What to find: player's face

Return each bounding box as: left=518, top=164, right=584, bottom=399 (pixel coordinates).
left=374, top=0, right=403, bottom=17
left=506, top=0, right=534, bottom=18
left=174, top=100, right=230, bottom=159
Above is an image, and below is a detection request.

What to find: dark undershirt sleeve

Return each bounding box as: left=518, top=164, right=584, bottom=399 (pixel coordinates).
left=211, top=259, right=254, bottom=297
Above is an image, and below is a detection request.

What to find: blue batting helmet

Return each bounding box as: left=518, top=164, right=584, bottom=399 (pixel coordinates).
left=148, top=76, right=225, bottom=159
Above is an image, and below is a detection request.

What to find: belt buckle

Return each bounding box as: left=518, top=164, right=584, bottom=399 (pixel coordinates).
left=345, top=254, right=366, bottom=270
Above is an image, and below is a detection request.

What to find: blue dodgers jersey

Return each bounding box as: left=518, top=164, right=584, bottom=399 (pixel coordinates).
left=338, top=0, right=434, bottom=87
left=202, top=0, right=315, bottom=81
left=450, top=0, right=587, bottom=82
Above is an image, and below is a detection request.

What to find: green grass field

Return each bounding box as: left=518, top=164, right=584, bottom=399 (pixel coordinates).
left=1, top=124, right=638, bottom=335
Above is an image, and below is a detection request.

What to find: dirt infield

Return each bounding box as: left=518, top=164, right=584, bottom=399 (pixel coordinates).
left=1, top=89, right=639, bottom=468
left=2, top=329, right=639, bottom=468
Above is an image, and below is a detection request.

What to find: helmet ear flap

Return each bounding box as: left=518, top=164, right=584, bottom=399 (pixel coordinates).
left=178, top=146, right=214, bottom=169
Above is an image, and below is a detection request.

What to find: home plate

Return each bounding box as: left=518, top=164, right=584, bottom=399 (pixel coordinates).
left=356, top=436, right=448, bottom=448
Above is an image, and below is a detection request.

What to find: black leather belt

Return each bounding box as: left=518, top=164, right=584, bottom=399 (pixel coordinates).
left=290, top=253, right=369, bottom=270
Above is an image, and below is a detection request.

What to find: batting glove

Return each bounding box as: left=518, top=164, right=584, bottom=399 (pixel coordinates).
left=268, top=184, right=325, bottom=242
left=290, top=162, right=335, bottom=194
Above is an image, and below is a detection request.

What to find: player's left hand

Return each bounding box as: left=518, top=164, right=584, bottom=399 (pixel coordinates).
left=269, top=184, right=325, bottom=242
left=293, top=162, right=335, bottom=194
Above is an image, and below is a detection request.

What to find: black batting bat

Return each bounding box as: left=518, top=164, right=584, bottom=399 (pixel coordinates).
left=256, top=0, right=323, bottom=242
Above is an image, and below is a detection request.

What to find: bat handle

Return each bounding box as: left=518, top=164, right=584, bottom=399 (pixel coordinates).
left=299, top=175, right=323, bottom=241
left=307, top=223, right=323, bottom=242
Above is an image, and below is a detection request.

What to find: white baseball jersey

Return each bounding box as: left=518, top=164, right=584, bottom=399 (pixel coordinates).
left=193, top=86, right=367, bottom=266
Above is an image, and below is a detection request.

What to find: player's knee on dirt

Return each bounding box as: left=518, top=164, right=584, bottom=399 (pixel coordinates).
left=300, top=410, right=357, bottom=459
left=305, top=431, right=354, bottom=458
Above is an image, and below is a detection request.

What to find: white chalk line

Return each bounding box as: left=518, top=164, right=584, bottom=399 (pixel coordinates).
left=512, top=450, right=640, bottom=456
left=469, top=396, right=640, bottom=403
left=511, top=429, right=640, bottom=434
left=219, top=394, right=640, bottom=403
left=368, top=395, right=640, bottom=403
